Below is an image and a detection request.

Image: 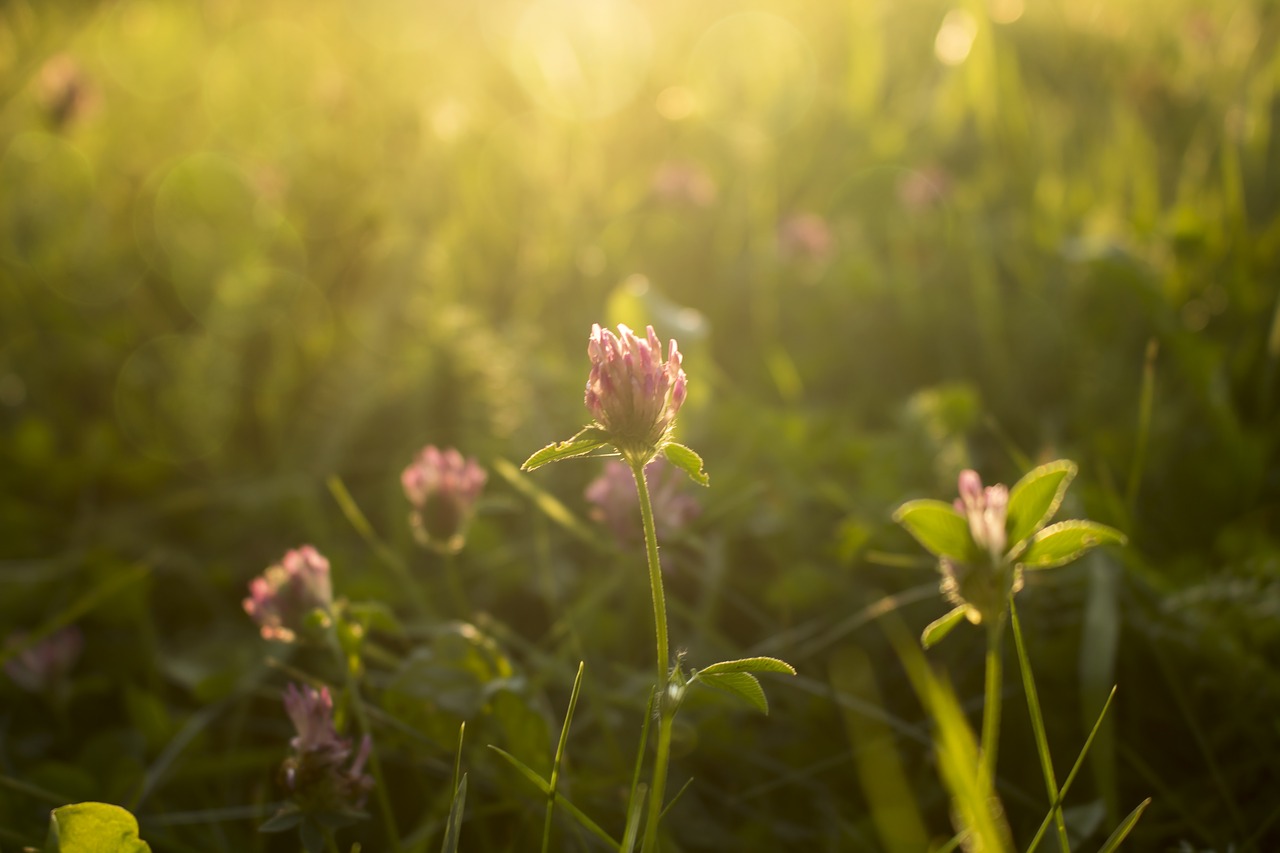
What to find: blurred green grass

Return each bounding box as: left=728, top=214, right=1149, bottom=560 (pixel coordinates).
left=2, top=0, right=1279, bottom=849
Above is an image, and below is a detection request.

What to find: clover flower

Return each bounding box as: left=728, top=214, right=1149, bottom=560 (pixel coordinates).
left=955, top=469, right=1009, bottom=559
left=651, top=160, right=717, bottom=208
left=401, top=445, right=487, bottom=554
left=279, top=683, right=374, bottom=816
left=4, top=627, right=82, bottom=693
left=778, top=212, right=834, bottom=261
left=244, top=546, right=333, bottom=643
left=586, top=458, right=701, bottom=547
left=585, top=324, right=687, bottom=464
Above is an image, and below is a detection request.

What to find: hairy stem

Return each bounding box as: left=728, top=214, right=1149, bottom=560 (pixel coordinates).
left=981, top=617, right=1004, bottom=785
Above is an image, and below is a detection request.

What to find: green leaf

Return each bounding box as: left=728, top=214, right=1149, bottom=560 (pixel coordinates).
left=1018, top=521, right=1127, bottom=570
left=257, top=806, right=303, bottom=833
left=45, top=802, right=152, bottom=852
left=662, top=442, right=709, bottom=486
left=697, top=671, right=769, bottom=714
left=521, top=426, right=611, bottom=472
left=1006, top=460, right=1077, bottom=548
left=439, top=775, right=467, bottom=853
left=1096, top=798, right=1151, bottom=853
left=922, top=606, right=969, bottom=649
left=892, top=500, right=977, bottom=562
left=696, top=656, right=796, bottom=677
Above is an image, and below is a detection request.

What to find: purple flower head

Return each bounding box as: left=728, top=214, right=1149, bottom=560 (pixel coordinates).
left=243, top=546, right=333, bottom=643
left=954, top=470, right=1009, bottom=559
left=584, top=324, right=687, bottom=464
left=778, top=212, right=834, bottom=262
left=585, top=458, right=701, bottom=547
left=652, top=160, right=717, bottom=208
left=4, top=627, right=82, bottom=693
left=280, top=683, right=375, bottom=815
left=283, top=683, right=346, bottom=756
left=401, top=445, right=487, bottom=554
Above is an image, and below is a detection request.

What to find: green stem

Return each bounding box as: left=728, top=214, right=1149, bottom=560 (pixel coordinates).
left=629, top=458, right=669, bottom=689
left=630, top=457, right=674, bottom=853
left=981, top=617, right=1004, bottom=785
left=323, top=826, right=342, bottom=853
left=641, top=706, right=675, bottom=853
left=442, top=551, right=472, bottom=621
left=332, top=632, right=403, bottom=853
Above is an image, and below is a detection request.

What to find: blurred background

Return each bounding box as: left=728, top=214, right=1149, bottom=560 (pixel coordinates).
left=2, top=0, right=1279, bottom=849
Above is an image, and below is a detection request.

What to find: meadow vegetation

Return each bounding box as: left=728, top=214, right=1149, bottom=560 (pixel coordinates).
left=2, top=0, right=1279, bottom=850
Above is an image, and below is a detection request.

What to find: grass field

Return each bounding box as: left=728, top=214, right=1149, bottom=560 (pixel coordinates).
left=2, top=0, right=1279, bottom=850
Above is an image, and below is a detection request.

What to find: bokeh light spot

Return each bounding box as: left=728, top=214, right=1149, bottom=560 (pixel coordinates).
left=97, top=0, right=209, bottom=100
left=935, top=10, right=978, bottom=66
left=153, top=152, right=305, bottom=328
left=686, top=12, right=817, bottom=137
left=508, top=0, right=653, bottom=119
left=114, top=333, right=240, bottom=463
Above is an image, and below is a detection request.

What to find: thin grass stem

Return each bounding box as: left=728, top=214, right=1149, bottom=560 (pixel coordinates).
left=1009, top=599, right=1070, bottom=852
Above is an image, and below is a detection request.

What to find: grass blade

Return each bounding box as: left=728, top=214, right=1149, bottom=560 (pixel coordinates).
left=543, top=661, right=586, bottom=853
left=1096, top=798, right=1151, bottom=853
left=487, top=746, right=620, bottom=851
left=1009, top=600, right=1069, bottom=852
left=1027, top=687, right=1117, bottom=852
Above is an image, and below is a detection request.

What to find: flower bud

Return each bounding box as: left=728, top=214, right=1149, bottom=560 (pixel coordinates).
left=954, top=469, right=1009, bottom=558
left=280, top=683, right=374, bottom=815
left=401, top=445, right=487, bottom=554
left=243, top=546, right=333, bottom=643
left=584, top=324, right=687, bottom=464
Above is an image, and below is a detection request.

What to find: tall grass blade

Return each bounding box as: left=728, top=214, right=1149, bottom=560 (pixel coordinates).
left=1096, top=798, right=1151, bottom=853
left=487, top=746, right=620, bottom=851
left=1009, top=600, right=1069, bottom=852
left=543, top=661, right=586, bottom=853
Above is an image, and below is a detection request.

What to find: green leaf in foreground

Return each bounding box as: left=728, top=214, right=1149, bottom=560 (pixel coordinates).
left=662, top=442, right=709, bottom=486
left=46, top=802, right=151, bottom=852
left=439, top=775, right=467, bottom=853
left=1005, top=460, right=1077, bottom=548
left=893, top=500, right=977, bottom=562
left=695, top=656, right=796, bottom=676
left=521, top=426, right=611, bottom=472
left=1018, top=521, right=1127, bottom=570
left=697, top=671, right=769, bottom=714
left=921, top=605, right=969, bottom=649
left=1096, top=797, right=1152, bottom=853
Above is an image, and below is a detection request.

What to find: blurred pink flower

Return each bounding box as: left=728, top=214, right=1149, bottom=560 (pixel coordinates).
left=585, top=324, right=687, bottom=463
left=585, top=458, right=701, bottom=546
left=4, top=626, right=82, bottom=693
left=896, top=167, right=951, bottom=212
left=284, top=683, right=347, bottom=756
left=35, top=54, right=97, bottom=129
left=954, top=469, right=1009, bottom=558
left=401, top=445, right=487, bottom=553
left=280, top=683, right=374, bottom=814
left=778, top=213, right=834, bottom=261
left=651, top=160, right=717, bottom=207
left=243, top=546, right=333, bottom=642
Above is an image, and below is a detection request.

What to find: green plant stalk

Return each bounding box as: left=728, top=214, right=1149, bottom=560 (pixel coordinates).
left=1009, top=599, right=1070, bottom=853
left=980, top=616, right=1004, bottom=784
left=642, top=706, right=676, bottom=853
left=442, top=551, right=472, bottom=621
left=629, top=457, right=674, bottom=853
left=332, top=633, right=403, bottom=853
left=629, top=458, right=669, bottom=686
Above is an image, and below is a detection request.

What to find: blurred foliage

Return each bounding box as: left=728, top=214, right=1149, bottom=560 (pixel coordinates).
left=2, top=0, right=1279, bottom=850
